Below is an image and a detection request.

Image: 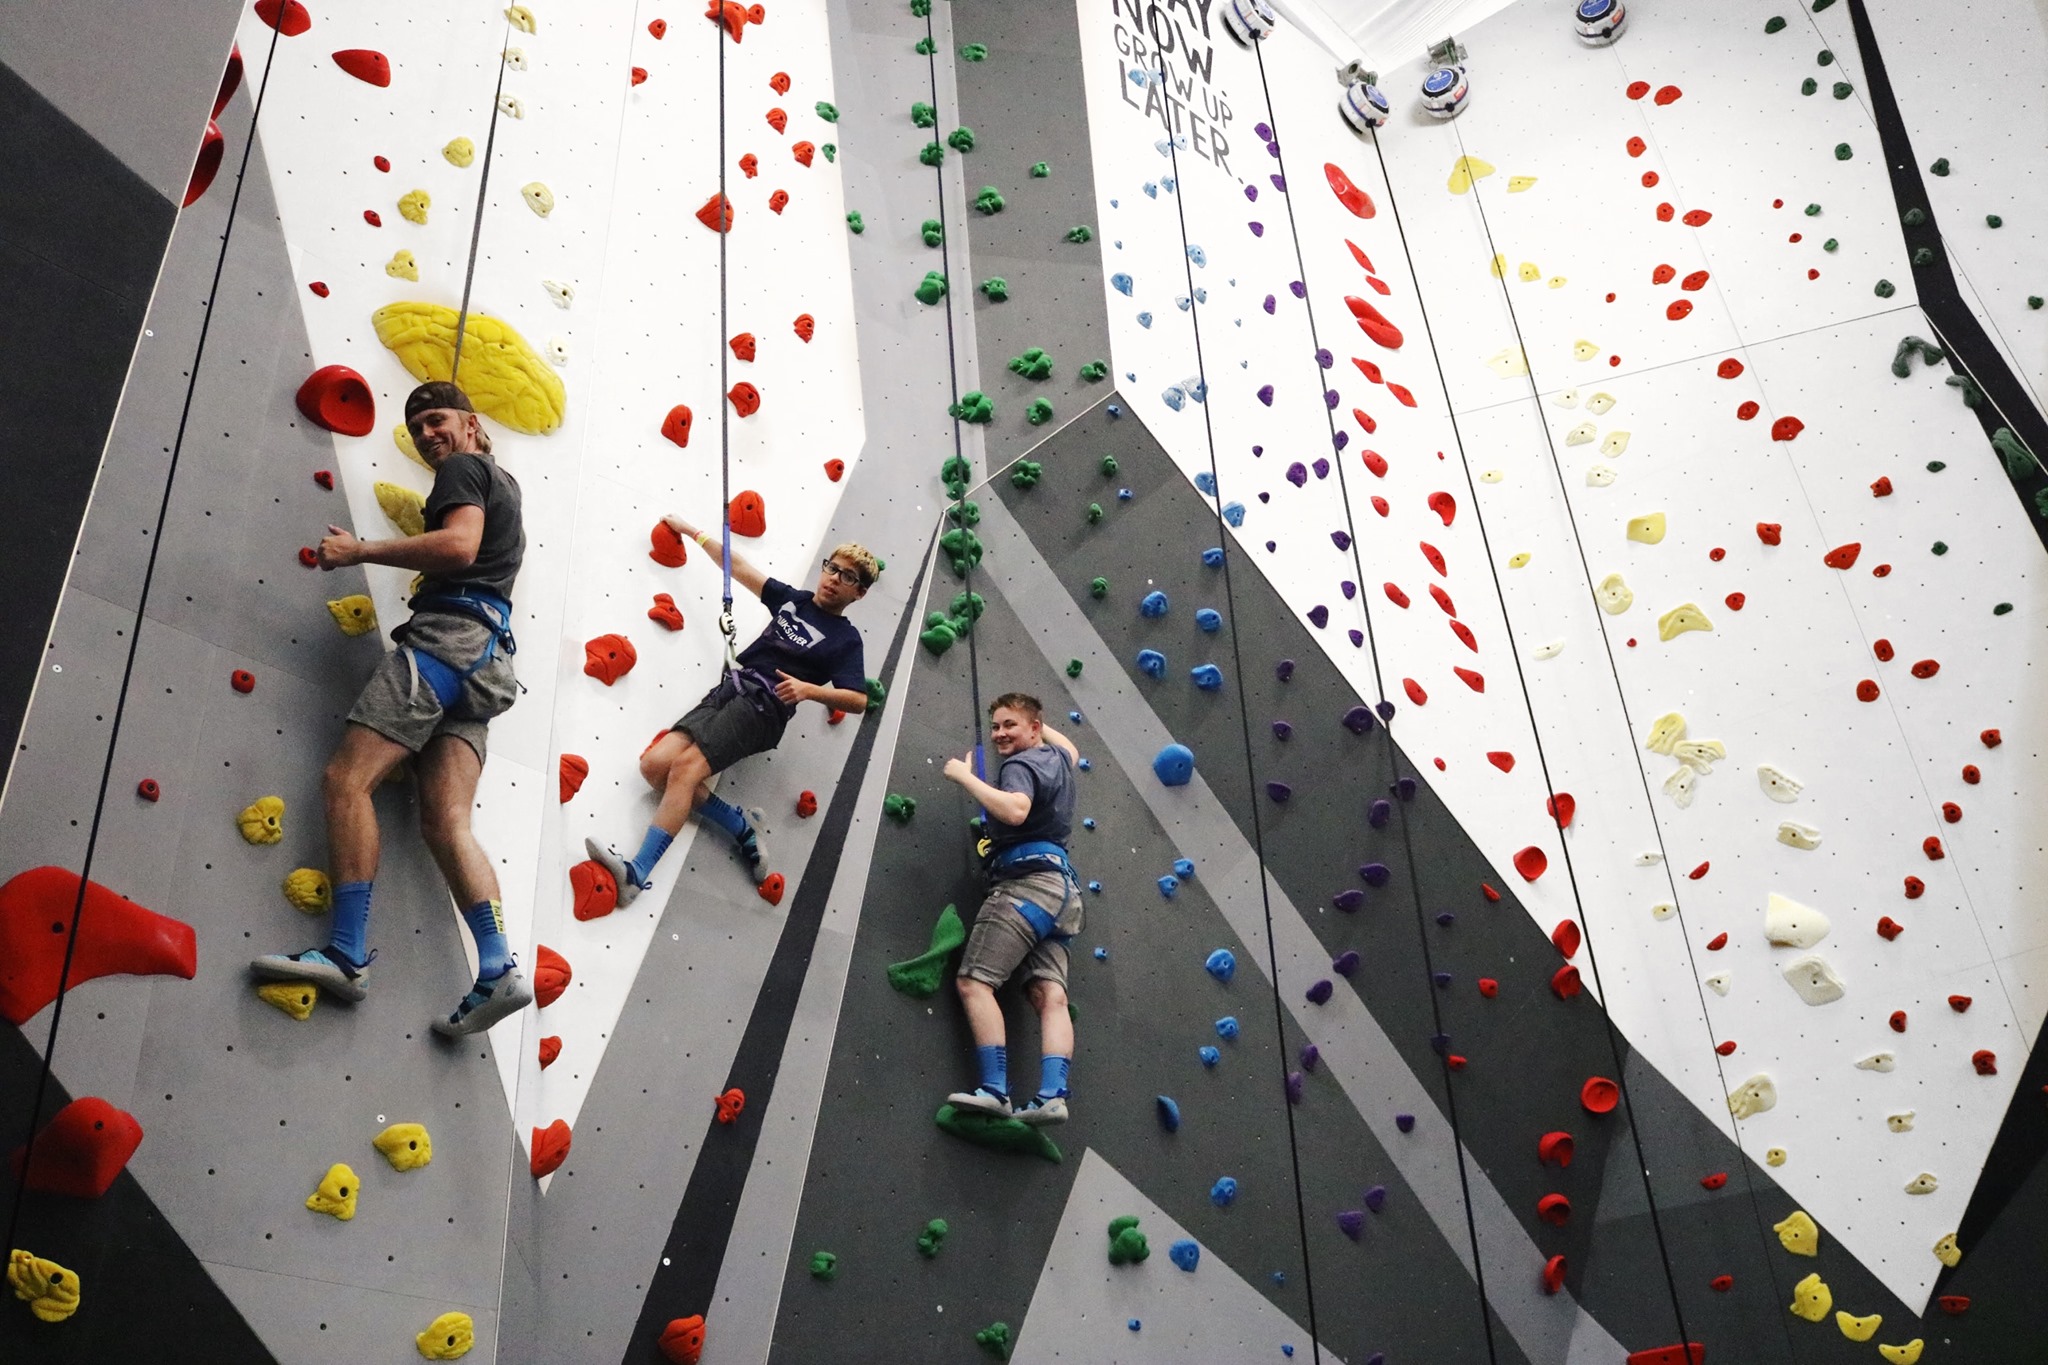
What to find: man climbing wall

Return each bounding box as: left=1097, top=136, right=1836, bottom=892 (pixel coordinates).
left=585, top=520, right=876, bottom=900
left=941, top=692, right=1083, bottom=1124
left=252, top=381, right=533, bottom=1037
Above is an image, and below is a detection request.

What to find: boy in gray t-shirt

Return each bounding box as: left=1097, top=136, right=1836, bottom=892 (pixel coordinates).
left=940, top=691, right=1084, bottom=1125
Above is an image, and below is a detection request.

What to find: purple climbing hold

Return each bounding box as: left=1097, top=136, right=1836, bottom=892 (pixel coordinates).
left=1257, top=384, right=1275, bottom=406
left=1366, top=1355, right=1385, bottom=1365
left=1249, top=221, right=1264, bottom=237
left=1340, top=581, right=1357, bottom=599
left=1375, top=700, right=1397, bottom=721
left=1316, top=348, right=1333, bottom=369
left=1332, top=889, right=1364, bottom=911
left=1367, top=798, right=1391, bottom=827
left=1258, top=492, right=1270, bottom=503
left=1434, top=911, right=1454, bottom=927
left=1267, top=781, right=1292, bottom=802
left=1332, top=949, right=1360, bottom=975
left=1341, top=705, right=1375, bottom=734
left=1433, top=970, right=1452, bottom=987
left=1265, top=140, right=1280, bottom=158
left=1244, top=184, right=1258, bottom=202
left=1395, top=1113, right=1415, bottom=1133
left=1348, top=629, right=1364, bottom=647
left=1395, top=776, right=1417, bottom=799
left=1364, top=1185, right=1388, bottom=1213
left=1265, top=540, right=1277, bottom=552
left=1336, top=1209, right=1365, bottom=1240
left=1332, top=431, right=1349, bottom=452
left=1361, top=862, right=1390, bottom=886
left=1292, top=281, right=1307, bottom=299
left=1285, top=1070, right=1304, bottom=1103
left=1255, top=121, right=1273, bottom=140
left=1306, top=605, right=1328, bottom=628
left=1286, top=462, right=1308, bottom=488
left=1276, top=659, right=1296, bottom=681
left=1251, top=444, right=1264, bottom=456
left=1324, top=389, right=1340, bottom=410
left=1270, top=173, right=1287, bottom=192
left=1272, top=720, right=1293, bottom=740
left=1430, top=1033, right=1452, bottom=1055
left=1312, top=458, right=1330, bottom=479
left=1305, top=979, right=1333, bottom=1005
left=1263, top=294, right=1277, bottom=314
left=1332, top=530, right=1352, bottom=550
left=1301, top=1043, right=1320, bottom=1072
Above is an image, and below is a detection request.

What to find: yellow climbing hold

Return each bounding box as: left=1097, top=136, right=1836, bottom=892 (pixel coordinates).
left=442, top=137, right=475, bottom=168
left=374, top=1122, right=434, bottom=1172
left=1489, top=253, right=1508, bottom=278
left=1517, top=262, right=1541, bottom=282
left=1485, top=348, right=1529, bottom=378
left=505, top=5, right=536, bottom=33
left=1507, top=552, right=1530, bottom=568
left=1573, top=339, right=1600, bottom=361
left=1546, top=275, right=1567, bottom=289
left=306, top=1163, right=360, bottom=1221
left=1585, top=392, right=1617, bottom=416
left=237, top=795, right=285, bottom=845
left=1601, top=431, right=1632, bottom=457
left=1657, top=603, right=1713, bottom=640
left=418, top=1310, right=476, bottom=1360
left=521, top=182, right=554, bottom=217
left=1932, top=1232, right=1961, bottom=1267
left=1507, top=176, right=1537, bottom=192
left=1479, top=469, right=1504, bottom=484
left=1788, top=1272, right=1832, bottom=1323
left=256, top=979, right=318, bottom=1020
left=1645, top=713, right=1686, bottom=754
left=1565, top=421, right=1597, bottom=446
left=1904, top=1172, right=1939, bottom=1195
left=376, top=481, right=428, bottom=537
left=7, top=1249, right=81, bottom=1323
left=393, top=423, right=429, bottom=470
left=1766, top=1147, right=1788, bottom=1167
left=1877, top=1340, right=1924, bottom=1364
left=283, top=868, right=332, bottom=913
left=372, top=301, right=567, bottom=435
left=1447, top=155, right=1495, bottom=194
left=327, top=595, right=378, bottom=637
left=386, top=250, right=419, bottom=282
left=398, top=189, right=431, bottom=226
left=1774, top=1210, right=1820, bottom=1256
left=1836, top=1311, right=1881, bottom=1342
left=1627, top=513, right=1666, bottom=544
left=1596, top=573, right=1634, bottom=614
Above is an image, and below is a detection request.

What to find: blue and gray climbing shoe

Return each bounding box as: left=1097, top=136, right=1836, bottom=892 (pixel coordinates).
left=583, top=837, right=642, bottom=909
left=945, top=1085, right=1013, bottom=1118
left=251, top=945, right=370, bottom=1002
left=1016, top=1095, right=1070, bottom=1126
left=432, top=962, right=534, bottom=1037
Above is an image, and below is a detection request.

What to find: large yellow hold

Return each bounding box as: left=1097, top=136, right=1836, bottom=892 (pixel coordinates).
left=1447, top=155, right=1495, bottom=194
left=283, top=868, right=332, bottom=913
left=374, top=1122, right=434, bottom=1172
left=399, top=189, right=431, bottom=225
left=1878, top=1341, right=1924, bottom=1364
left=327, top=595, right=378, bottom=637
left=1658, top=603, right=1713, bottom=641
left=8, top=1249, right=80, bottom=1323
left=256, top=980, right=318, bottom=1020
left=1626, top=512, right=1666, bottom=543
left=1836, top=1310, right=1881, bottom=1342
left=1773, top=1210, right=1818, bottom=1256
left=237, top=796, right=285, bottom=845
left=418, top=1310, right=476, bottom=1359
left=306, top=1163, right=360, bottom=1220
left=373, top=302, right=566, bottom=435
left=1932, top=1231, right=1961, bottom=1267
left=377, top=481, right=428, bottom=537
left=443, top=137, right=476, bottom=167
left=1788, top=1272, right=1831, bottom=1323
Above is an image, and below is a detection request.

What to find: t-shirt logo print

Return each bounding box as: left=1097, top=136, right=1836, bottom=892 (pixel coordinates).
left=772, top=603, right=825, bottom=652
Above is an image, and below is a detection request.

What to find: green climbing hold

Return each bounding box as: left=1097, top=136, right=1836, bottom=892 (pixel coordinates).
left=946, top=501, right=981, bottom=527
left=1026, top=398, right=1054, bottom=425
left=1891, top=336, right=1944, bottom=377
left=1835, top=142, right=1853, bottom=159
left=915, top=36, right=936, bottom=54
left=1010, top=460, right=1043, bottom=489
left=941, top=453, right=973, bottom=490
left=1874, top=279, right=1895, bottom=297
left=1089, top=576, right=1108, bottom=599
left=959, top=43, right=988, bottom=61
left=809, top=1250, right=838, bottom=1280
left=951, top=590, right=985, bottom=623
left=1099, top=456, right=1119, bottom=476
left=1946, top=374, right=1984, bottom=408
left=888, top=904, right=964, bottom=996
left=1833, top=81, right=1853, bottom=98
left=974, top=186, right=1005, bottom=214
left=1932, top=541, right=1949, bottom=555
left=940, top=527, right=984, bottom=576
left=1066, top=659, right=1083, bottom=678
left=915, top=271, right=949, bottom=305
left=814, top=101, right=839, bottom=123
left=1765, top=15, right=1787, bottom=32
left=1030, top=161, right=1050, bottom=178
left=1913, top=247, right=1935, bottom=266
left=1930, top=158, right=1950, bottom=176
left=865, top=676, right=888, bottom=712
left=980, top=277, right=1009, bottom=302
left=2030, top=297, right=2045, bottom=310
left=935, top=1104, right=1061, bottom=1161
left=1065, top=225, right=1093, bottom=243
left=1903, top=207, right=1926, bottom=226
left=847, top=211, right=866, bottom=234
left=1987, top=214, right=2004, bottom=229
left=823, top=143, right=836, bottom=163
left=922, top=218, right=944, bottom=247
left=1817, top=49, right=1834, bottom=65
left=948, top=127, right=976, bottom=152
left=911, top=0, right=929, bottom=13
left=1805, top=203, right=1822, bottom=216
left=1079, top=361, right=1107, bottom=382
left=1822, top=238, right=1838, bottom=252
left=918, top=1218, right=950, bottom=1258
left=920, top=141, right=945, bottom=167
left=1085, top=503, right=1103, bottom=524
left=919, top=618, right=960, bottom=655
left=1813, top=0, right=1836, bottom=10
left=883, top=792, right=919, bottom=823
left=950, top=390, right=994, bottom=423
left=1927, top=460, right=1946, bottom=471
left=912, top=101, right=937, bottom=127
left=1107, top=1215, right=1150, bottom=1265
left=2036, top=488, right=2048, bottom=518
left=1995, top=602, right=2014, bottom=615
left=1993, top=427, right=2034, bottom=478
left=975, top=1322, right=1012, bottom=1362
left=1801, top=77, right=1818, bottom=95
left=1009, top=347, right=1054, bottom=380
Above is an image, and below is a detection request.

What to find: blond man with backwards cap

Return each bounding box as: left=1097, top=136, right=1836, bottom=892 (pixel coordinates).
left=252, top=381, right=534, bottom=1037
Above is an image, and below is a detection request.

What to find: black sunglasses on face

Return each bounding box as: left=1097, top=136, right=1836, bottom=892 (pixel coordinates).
left=821, top=559, right=866, bottom=587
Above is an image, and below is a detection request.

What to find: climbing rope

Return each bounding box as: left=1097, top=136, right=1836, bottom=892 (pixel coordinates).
left=450, top=14, right=519, bottom=377
left=715, top=10, right=738, bottom=674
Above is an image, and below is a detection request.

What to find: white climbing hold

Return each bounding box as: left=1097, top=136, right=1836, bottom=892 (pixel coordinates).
left=1777, top=820, right=1822, bottom=850
left=1764, top=893, right=1830, bottom=948
left=1650, top=901, right=1676, bottom=921
left=504, top=6, right=536, bottom=34
left=1728, top=1074, right=1777, bottom=1119
left=1645, top=712, right=1687, bottom=754
left=1627, top=512, right=1667, bottom=543
left=1856, top=1051, right=1897, bottom=1073
left=1704, top=971, right=1731, bottom=995
left=1766, top=1147, right=1788, bottom=1167
left=547, top=337, right=569, bottom=365
left=1481, top=469, right=1504, bottom=483
left=1904, top=1172, right=1939, bottom=1196
left=1565, top=420, right=1598, bottom=446
left=522, top=182, right=555, bottom=216
left=498, top=94, right=525, bottom=118
left=1596, top=572, right=1634, bottom=614
left=1485, top=347, right=1530, bottom=378
left=1781, top=954, right=1846, bottom=1006
left=1573, top=339, right=1600, bottom=361
left=1600, top=430, right=1632, bottom=457
left=1586, top=464, right=1618, bottom=487
left=1657, top=602, right=1712, bottom=640
left=542, top=279, right=574, bottom=308
left=1552, top=387, right=1580, bottom=408
left=1530, top=638, right=1566, bottom=660
left=1757, top=763, right=1803, bottom=803
left=1672, top=739, right=1725, bottom=773
left=1886, top=1111, right=1915, bottom=1133
left=1663, top=765, right=1697, bottom=807
left=1634, top=850, right=1665, bottom=866
left=1584, top=392, right=1617, bottom=416
left=504, top=47, right=528, bottom=71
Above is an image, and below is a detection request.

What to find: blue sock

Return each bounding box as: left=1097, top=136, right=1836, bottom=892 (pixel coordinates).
left=976, top=1044, right=1009, bottom=1097
left=625, top=824, right=675, bottom=888
left=1039, top=1054, right=1071, bottom=1100
left=462, top=899, right=512, bottom=980
left=329, top=881, right=372, bottom=968
left=697, top=793, right=749, bottom=840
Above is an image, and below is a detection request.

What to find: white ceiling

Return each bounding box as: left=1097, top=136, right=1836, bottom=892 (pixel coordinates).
left=1276, top=0, right=1525, bottom=72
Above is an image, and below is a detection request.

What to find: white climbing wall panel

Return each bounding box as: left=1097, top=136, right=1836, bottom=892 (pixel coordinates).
left=235, top=0, right=863, bottom=1135
left=1080, top=0, right=2048, bottom=1311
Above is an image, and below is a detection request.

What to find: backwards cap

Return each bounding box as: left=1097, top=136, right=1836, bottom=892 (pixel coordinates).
left=404, top=381, right=475, bottom=422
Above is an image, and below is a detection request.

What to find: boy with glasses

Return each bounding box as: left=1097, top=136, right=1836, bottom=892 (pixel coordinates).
left=585, top=518, right=875, bottom=899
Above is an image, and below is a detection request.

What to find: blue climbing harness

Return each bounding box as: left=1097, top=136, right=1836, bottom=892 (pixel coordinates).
left=401, top=587, right=518, bottom=712
left=987, top=839, right=1079, bottom=943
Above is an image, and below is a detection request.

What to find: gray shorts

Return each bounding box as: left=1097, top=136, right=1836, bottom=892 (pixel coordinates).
left=674, top=676, right=788, bottom=774
left=346, top=611, right=518, bottom=762
left=958, top=867, right=1085, bottom=992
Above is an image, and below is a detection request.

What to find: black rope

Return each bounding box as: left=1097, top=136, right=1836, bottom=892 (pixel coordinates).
left=2, top=15, right=291, bottom=1259
left=1251, top=45, right=1499, bottom=1363
left=716, top=12, right=736, bottom=644
left=451, top=17, right=517, bottom=377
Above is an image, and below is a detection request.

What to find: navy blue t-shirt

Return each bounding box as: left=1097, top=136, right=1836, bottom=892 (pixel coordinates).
left=990, top=743, right=1074, bottom=852
left=736, top=578, right=865, bottom=715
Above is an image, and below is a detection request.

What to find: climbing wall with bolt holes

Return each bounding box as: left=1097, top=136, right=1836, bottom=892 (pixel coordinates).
left=4, top=0, right=2048, bottom=1360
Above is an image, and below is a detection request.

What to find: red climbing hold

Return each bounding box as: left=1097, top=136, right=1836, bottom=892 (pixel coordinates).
left=185, top=120, right=225, bottom=207
left=1902, top=876, right=1925, bottom=900
left=1715, top=1040, right=1737, bottom=1055
left=796, top=790, right=818, bottom=819
left=1419, top=542, right=1447, bottom=576
left=1345, top=239, right=1376, bottom=273
left=1477, top=977, right=1500, bottom=997
left=715, top=1087, right=746, bottom=1124
left=295, top=364, right=376, bottom=437
left=313, top=470, right=334, bottom=489
left=696, top=192, right=734, bottom=232
left=1724, top=592, right=1745, bottom=611
left=769, top=71, right=791, bottom=94
left=1487, top=752, right=1515, bottom=773
left=583, top=634, right=638, bottom=685
left=372, top=155, right=390, bottom=172
left=230, top=669, right=256, bottom=694
left=1682, top=210, right=1713, bottom=227
left=1641, top=171, right=1660, bottom=188
left=1513, top=846, right=1547, bottom=881
left=1538, top=1131, right=1574, bottom=1166
left=1387, top=382, right=1417, bottom=407
left=1428, top=585, right=1456, bottom=617
left=729, top=332, right=757, bottom=363
left=728, top=490, right=767, bottom=537
left=1428, top=491, right=1457, bottom=525
left=1737, top=401, right=1760, bottom=421
left=1626, top=136, right=1646, bottom=157
left=1453, top=667, right=1484, bottom=693
left=1856, top=679, right=1880, bottom=702
left=1403, top=678, right=1428, bottom=706
left=1962, top=764, right=1981, bottom=784
left=1911, top=658, right=1941, bottom=679
left=1656, top=202, right=1675, bottom=222
left=1536, top=1192, right=1572, bottom=1225
left=136, top=778, right=160, bottom=802
left=539, top=1035, right=561, bottom=1068
left=1353, top=408, right=1378, bottom=435
left=1873, top=639, right=1894, bottom=661
left=1481, top=883, right=1502, bottom=903
left=298, top=547, right=319, bottom=567
left=708, top=0, right=751, bottom=42
left=1938, top=1295, right=1971, bottom=1316
left=738, top=153, right=758, bottom=178
left=1971, top=1050, right=1997, bottom=1075
left=1710, top=1276, right=1733, bottom=1293
left=757, top=872, right=785, bottom=905
left=1543, top=1255, right=1568, bottom=1295
left=364, top=210, right=382, bottom=227
left=1666, top=300, right=1694, bottom=321
left=332, top=50, right=392, bottom=87
left=1877, top=916, right=1903, bottom=940
left=308, top=281, right=329, bottom=298
left=214, top=44, right=244, bottom=118
left=660, top=1315, right=707, bottom=1365
left=1687, top=862, right=1710, bottom=881
left=1871, top=476, right=1893, bottom=497
left=1352, top=357, right=1383, bottom=384
left=1949, top=994, right=1973, bottom=1012
left=1823, top=542, right=1861, bottom=570
left=650, top=520, right=690, bottom=567
left=1717, top=358, right=1744, bottom=379
left=1324, top=163, right=1375, bottom=218
left=1579, top=1076, right=1619, bottom=1114
left=1706, top=932, right=1728, bottom=951
left=1652, top=264, right=1676, bottom=285
left=1699, top=1171, right=1727, bottom=1190
left=1626, top=1349, right=1704, bottom=1365
left=792, top=141, right=815, bottom=168
left=559, top=754, right=588, bottom=803
left=1551, top=920, right=1582, bottom=960
left=1548, top=793, right=1575, bottom=829
left=766, top=107, right=788, bottom=133
left=8, top=1097, right=144, bottom=1199
left=530, top=1120, right=571, bottom=1178
left=728, top=382, right=762, bottom=417
left=569, top=860, right=618, bottom=921
left=767, top=189, right=789, bottom=215
left=534, top=945, right=572, bottom=1008
left=793, top=312, right=815, bottom=342
left=1653, top=85, right=1683, bottom=105
left=1982, top=728, right=2002, bottom=748
left=1625, top=80, right=1650, bottom=99
left=661, top=403, right=694, bottom=448
left=648, top=593, right=684, bottom=631
left=1344, top=296, right=1404, bottom=350
left=1889, top=1010, right=1908, bottom=1032
left=1771, top=415, right=1805, bottom=441
left=1370, top=496, right=1390, bottom=517
left=0, top=867, right=197, bottom=1026
left=823, top=458, right=845, bottom=482
left=1924, top=836, right=1945, bottom=860
left=254, top=0, right=312, bottom=36
left=631, top=67, right=649, bottom=86
left=1681, top=270, right=1709, bottom=291
left=649, top=17, right=668, bottom=37
left=1708, top=547, right=1725, bottom=561
left=1383, top=583, right=1411, bottom=608
left=1362, top=450, right=1389, bottom=478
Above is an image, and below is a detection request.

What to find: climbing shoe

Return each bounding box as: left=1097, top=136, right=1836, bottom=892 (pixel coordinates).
left=251, top=945, right=371, bottom=1002
left=433, top=962, right=535, bottom=1037
left=1016, top=1095, right=1069, bottom=1126
left=946, top=1086, right=1013, bottom=1118
left=583, top=838, right=642, bottom=908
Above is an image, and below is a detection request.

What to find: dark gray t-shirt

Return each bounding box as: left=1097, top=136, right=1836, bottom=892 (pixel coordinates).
left=415, top=452, right=524, bottom=603
left=991, top=743, right=1074, bottom=852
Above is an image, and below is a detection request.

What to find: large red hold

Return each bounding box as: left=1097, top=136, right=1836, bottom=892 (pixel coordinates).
left=530, top=1120, right=571, bottom=1178
left=660, top=1315, right=707, bottom=1365
left=1513, top=846, right=1547, bottom=881
left=696, top=192, right=734, bottom=232
left=1771, top=415, right=1805, bottom=441
left=728, top=490, right=767, bottom=537
left=214, top=45, right=245, bottom=118
left=1345, top=296, right=1404, bottom=350
left=584, top=634, right=638, bottom=685
left=331, top=50, right=392, bottom=87
left=185, top=120, right=225, bottom=207
left=662, top=404, right=694, bottom=448
left=0, top=867, right=198, bottom=1025
left=648, top=593, right=684, bottom=631
left=569, top=860, right=617, bottom=921
left=534, top=945, right=572, bottom=1007
left=254, top=0, right=312, bottom=36
left=9, top=1097, right=145, bottom=1198
left=650, top=520, right=690, bottom=567
left=295, top=365, right=377, bottom=437
left=559, top=754, right=588, bottom=803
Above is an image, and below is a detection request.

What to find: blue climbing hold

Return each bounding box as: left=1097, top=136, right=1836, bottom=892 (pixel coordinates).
left=1203, top=546, right=1227, bottom=566
left=1162, top=385, right=1187, bottom=411
left=1272, top=721, right=1293, bottom=740
left=1196, top=608, right=1222, bottom=633
left=1128, top=1319, right=1141, bottom=1332
left=1364, top=1185, right=1387, bottom=1212
left=1361, top=862, right=1391, bottom=886
left=1082, top=817, right=1097, bottom=830
left=1395, top=1113, right=1415, bottom=1133
left=1078, top=757, right=1091, bottom=771
left=1136, top=312, right=1153, bottom=329
left=1190, top=664, right=1223, bottom=691
left=1210, top=1176, right=1238, bottom=1206
left=1118, top=487, right=1134, bottom=501
left=1156, top=1095, right=1182, bottom=1132
left=1215, top=1016, right=1240, bottom=1040
left=1306, top=605, right=1329, bottom=628
left=1332, top=889, right=1364, bottom=911
left=1332, top=950, right=1360, bottom=975
left=1093, top=946, right=1108, bottom=960
left=1112, top=272, right=1134, bottom=295
left=1172, top=858, right=1195, bottom=879
left=1088, top=879, right=1103, bottom=893
left=1158, top=874, right=1180, bottom=898
left=1368, top=798, right=1392, bottom=827
left=1154, top=743, right=1195, bottom=786
left=1282, top=1345, right=1294, bottom=1357
left=1194, top=470, right=1217, bottom=495
left=1305, top=979, right=1333, bottom=1005
left=1106, top=404, right=1122, bottom=418
left=1068, top=710, right=1082, bottom=722
left=1205, top=948, right=1236, bottom=982
left=1199, top=1045, right=1221, bottom=1067
left=1186, top=244, right=1207, bottom=266
left=1136, top=648, right=1168, bottom=679
left=1276, top=659, right=1296, bottom=681
left=1222, top=502, right=1245, bottom=526
left=1169, top=1238, right=1200, bottom=1271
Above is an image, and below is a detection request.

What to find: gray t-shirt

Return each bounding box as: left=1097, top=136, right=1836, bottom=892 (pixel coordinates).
left=415, top=452, right=524, bottom=603
left=991, top=743, right=1074, bottom=852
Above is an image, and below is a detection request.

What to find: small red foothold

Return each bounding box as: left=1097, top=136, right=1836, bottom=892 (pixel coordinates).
left=767, top=189, right=789, bottom=214
left=1477, top=977, right=1500, bottom=997
left=1681, top=270, right=1709, bottom=291
left=558, top=754, right=588, bottom=803
left=1962, top=764, right=1981, bottom=784
left=738, top=153, right=758, bottom=179
left=1383, top=583, right=1411, bottom=609
left=1656, top=202, right=1675, bottom=222
left=1939, top=1294, right=1971, bottom=1316
left=1387, top=382, right=1417, bottom=407
left=757, top=872, right=785, bottom=905
left=1706, top=932, right=1728, bottom=951
left=1538, top=1131, right=1574, bottom=1166
left=1903, top=876, right=1925, bottom=899
left=823, top=458, right=845, bottom=482
left=230, top=669, right=256, bottom=693
left=1682, top=209, right=1713, bottom=227
left=1480, top=882, right=1501, bottom=903
left=728, top=381, right=762, bottom=417
left=1324, top=163, right=1376, bottom=219
left=1856, top=679, right=1880, bottom=702
left=1537, top=1192, right=1572, bottom=1225
left=1362, top=450, right=1389, bottom=478
left=1428, top=490, right=1457, bottom=525
left=1370, top=495, right=1390, bottom=517
left=372, top=155, right=390, bottom=172
left=364, top=209, right=382, bottom=227
left=1715, top=1040, right=1737, bottom=1055
left=729, top=332, right=757, bottom=363
left=648, top=593, right=684, bottom=631
left=311, top=470, right=334, bottom=491
left=1626, top=136, right=1646, bottom=157
left=1428, top=585, right=1456, bottom=616
left=137, top=778, right=161, bottom=802
left=1699, top=1171, right=1727, bottom=1190
left=1419, top=541, right=1447, bottom=576
left=539, top=1035, right=561, bottom=1068
left=1756, top=522, right=1782, bottom=545
left=1687, top=862, right=1710, bottom=881
left=331, top=49, right=392, bottom=87
left=1737, top=400, right=1760, bottom=421
left=1982, top=728, right=2003, bottom=748
left=1708, top=547, right=1726, bottom=562
left=1453, top=666, right=1485, bottom=693
left=1666, top=299, right=1693, bottom=321
left=1823, top=542, right=1861, bottom=570
left=1871, top=476, right=1893, bottom=496
left=1874, top=638, right=1895, bottom=661
left=534, top=945, right=572, bottom=1008
left=792, top=141, right=815, bottom=167
left=1653, top=85, right=1683, bottom=105
left=1487, top=751, right=1515, bottom=772
left=1652, top=264, right=1676, bottom=285
left=769, top=72, right=789, bottom=93
left=1625, top=80, right=1650, bottom=99
left=1971, top=1050, right=1997, bottom=1076
left=1724, top=592, right=1746, bottom=611
left=1551, top=920, right=1582, bottom=960
left=1890, top=1010, right=1908, bottom=1032
left=530, top=1119, right=571, bottom=1178
left=1876, top=916, right=1904, bottom=940
left=1344, top=295, right=1403, bottom=349
left=827, top=709, right=846, bottom=725
left=1548, top=793, right=1575, bottom=829
left=583, top=634, right=638, bottom=685
left=715, top=1087, right=746, bottom=1124
left=1911, top=658, right=1941, bottom=679
left=1942, top=801, right=1962, bottom=823
left=298, top=547, right=319, bottom=567
left=1551, top=964, right=1582, bottom=1000
left=1771, top=415, right=1805, bottom=441
left=1641, top=171, right=1661, bottom=188
left=1403, top=677, right=1428, bottom=706
left=1580, top=1076, right=1619, bottom=1114
left=1924, top=836, right=1946, bottom=859
left=649, top=17, right=668, bottom=36
left=1949, top=994, right=1972, bottom=1012
left=796, top=790, right=818, bottom=819
left=1808, top=267, right=1821, bottom=280
left=793, top=312, right=815, bottom=342
left=1448, top=619, right=1477, bottom=653
left=631, top=66, right=648, bottom=85
left=1513, top=846, right=1547, bottom=881
left=696, top=192, right=734, bottom=232
left=1710, top=1275, right=1733, bottom=1292
left=308, top=281, right=329, bottom=297
left=1717, top=359, right=1748, bottom=382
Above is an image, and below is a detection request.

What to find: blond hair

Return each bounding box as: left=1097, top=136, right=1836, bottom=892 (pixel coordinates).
left=829, top=542, right=879, bottom=587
